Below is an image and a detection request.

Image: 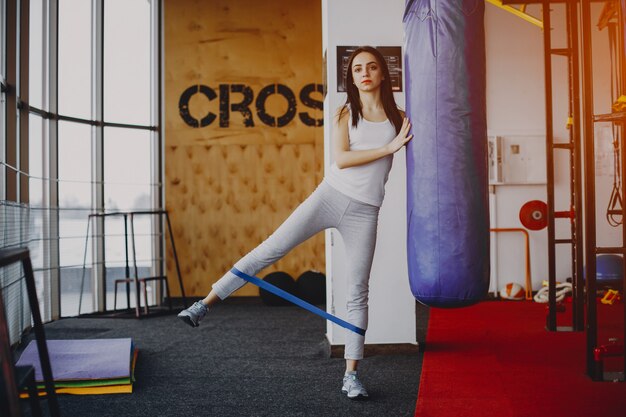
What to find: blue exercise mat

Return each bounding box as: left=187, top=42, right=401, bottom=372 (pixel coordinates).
left=16, top=338, right=134, bottom=381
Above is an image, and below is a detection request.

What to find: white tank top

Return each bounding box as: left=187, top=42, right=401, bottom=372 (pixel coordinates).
left=325, top=108, right=397, bottom=207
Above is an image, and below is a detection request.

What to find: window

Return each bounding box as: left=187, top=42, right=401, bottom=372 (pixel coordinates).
left=58, top=121, right=92, bottom=210
left=104, top=127, right=152, bottom=211
left=28, top=114, right=46, bottom=313
left=104, top=0, right=151, bottom=125
left=28, top=115, right=44, bottom=207
left=58, top=121, right=93, bottom=316
left=29, top=0, right=44, bottom=109
left=58, top=0, right=91, bottom=120
left=2, top=0, right=161, bottom=326
left=104, top=127, right=154, bottom=309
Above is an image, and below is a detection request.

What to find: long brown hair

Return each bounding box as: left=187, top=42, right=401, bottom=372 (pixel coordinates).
left=339, top=46, right=403, bottom=134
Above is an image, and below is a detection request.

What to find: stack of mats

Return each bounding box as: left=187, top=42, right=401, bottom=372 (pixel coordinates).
left=16, top=338, right=137, bottom=396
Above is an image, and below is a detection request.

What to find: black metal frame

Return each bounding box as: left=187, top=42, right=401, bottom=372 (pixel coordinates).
left=14, top=365, right=43, bottom=416
left=567, top=0, right=585, bottom=334
left=579, top=0, right=626, bottom=381
left=0, top=247, right=60, bottom=417
left=48, top=0, right=61, bottom=320
left=542, top=0, right=585, bottom=332
left=542, top=1, right=557, bottom=331
left=6, top=0, right=18, bottom=202
left=0, top=275, right=21, bottom=417
left=78, top=210, right=187, bottom=318
left=18, top=0, right=29, bottom=204
left=538, top=0, right=624, bottom=381
left=3, top=0, right=31, bottom=203
left=20, top=105, right=158, bottom=131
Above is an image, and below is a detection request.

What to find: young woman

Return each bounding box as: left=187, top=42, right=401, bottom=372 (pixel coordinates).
left=178, top=46, right=412, bottom=400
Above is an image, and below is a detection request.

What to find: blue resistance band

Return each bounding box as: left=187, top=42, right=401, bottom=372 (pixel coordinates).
left=230, top=268, right=366, bottom=336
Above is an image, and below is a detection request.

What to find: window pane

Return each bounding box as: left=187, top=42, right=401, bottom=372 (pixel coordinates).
left=104, top=127, right=152, bottom=211
left=104, top=0, right=151, bottom=125
left=103, top=216, right=151, bottom=310
left=29, top=0, right=43, bottom=108
left=58, top=121, right=92, bottom=316
left=28, top=114, right=44, bottom=206
left=103, top=126, right=154, bottom=309
left=59, top=208, right=93, bottom=316
left=58, top=121, right=92, bottom=209
left=58, top=0, right=91, bottom=119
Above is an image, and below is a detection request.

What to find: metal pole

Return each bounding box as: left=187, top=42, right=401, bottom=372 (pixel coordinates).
left=166, top=211, right=187, bottom=307
left=542, top=0, right=557, bottom=331
left=18, top=0, right=30, bottom=204
left=567, top=0, right=585, bottom=332
left=78, top=215, right=92, bottom=315
left=124, top=214, right=130, bottom=309
left=94, top=0, right=106, bottom=312
left=0, top=285, right=21, bottom=416
left=130, top=214, right=140, bottom=317
left=619, top=0, right=626, bottom=381
left=579, top=0, right=599, bottom=380
left=22, top=254, right=60, bottom=417
left=6, top=0, right=18, bottom=202
left=47, top=0, right=61, bottom=321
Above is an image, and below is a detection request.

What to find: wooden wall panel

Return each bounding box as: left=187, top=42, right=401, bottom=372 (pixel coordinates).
left=164, top=0, right=324, bottom=297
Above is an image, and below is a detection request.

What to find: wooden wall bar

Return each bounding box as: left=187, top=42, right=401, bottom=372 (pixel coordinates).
left=164, top=0, right=324, bottom=296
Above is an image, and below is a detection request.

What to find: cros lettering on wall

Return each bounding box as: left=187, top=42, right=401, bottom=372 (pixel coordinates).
left=179, top=83, right=323, bottom=128
left=164, top=0, right=324, bottom=297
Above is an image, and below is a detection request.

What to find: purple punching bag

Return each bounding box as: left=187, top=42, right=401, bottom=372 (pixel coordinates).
left=403, top=0, right=490, bottom=307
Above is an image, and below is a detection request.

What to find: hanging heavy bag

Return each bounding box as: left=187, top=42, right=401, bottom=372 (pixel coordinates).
left=403, top=0, right=490, bottom=307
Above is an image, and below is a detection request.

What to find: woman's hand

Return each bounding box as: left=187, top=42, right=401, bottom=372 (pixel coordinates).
left=386, top=118, right=413, bottom=154
left=332, top=108, right=413, bottom=169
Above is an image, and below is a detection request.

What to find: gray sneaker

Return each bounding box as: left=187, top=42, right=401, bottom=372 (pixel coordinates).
left=177, top=301, right=208, bottom=327
left=341, top=373, right=369, bottom=400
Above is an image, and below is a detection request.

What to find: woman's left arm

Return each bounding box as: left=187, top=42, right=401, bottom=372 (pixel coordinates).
left=332, top=110, right=412, bottom=169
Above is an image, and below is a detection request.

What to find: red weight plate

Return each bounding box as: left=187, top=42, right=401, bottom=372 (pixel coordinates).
left=519, top=200, right=548, bottom=230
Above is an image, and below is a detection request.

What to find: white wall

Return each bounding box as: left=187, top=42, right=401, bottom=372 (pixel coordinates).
left=485, top=2, right=616, bottom=292
left=320, top=1, right=616, bottom=347
left=322, top=0, right=416, bottom=347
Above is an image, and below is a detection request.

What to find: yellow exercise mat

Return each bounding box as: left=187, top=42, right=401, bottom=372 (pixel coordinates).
left=20, top=384, right=132, bottom=398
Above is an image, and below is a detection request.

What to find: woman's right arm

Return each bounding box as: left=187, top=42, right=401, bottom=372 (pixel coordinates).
left=332, top=107, right=412, bottom=169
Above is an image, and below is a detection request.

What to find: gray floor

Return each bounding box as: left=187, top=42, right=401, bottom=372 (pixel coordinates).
left=18, top=299, right=425, bottom=417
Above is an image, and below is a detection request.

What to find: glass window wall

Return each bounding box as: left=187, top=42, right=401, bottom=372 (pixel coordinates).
left=2, top=0, right=161, bottom=323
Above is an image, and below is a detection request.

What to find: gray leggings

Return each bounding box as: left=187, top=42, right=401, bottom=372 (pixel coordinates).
left=212, top=180, right=379, bottom=360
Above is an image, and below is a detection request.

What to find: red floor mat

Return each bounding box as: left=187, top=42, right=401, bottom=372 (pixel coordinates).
left=415, top=301, right=626, bottom=417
